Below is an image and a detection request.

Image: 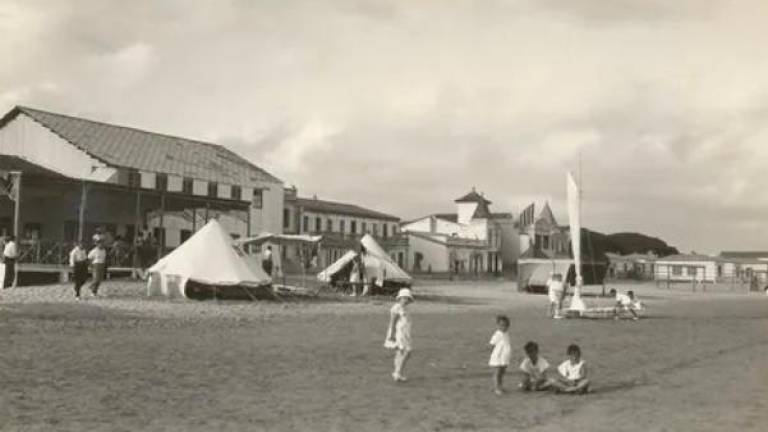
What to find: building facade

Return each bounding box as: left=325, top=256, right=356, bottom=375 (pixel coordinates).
left=606, top=252, right=657, bottom=280
left=400, top=189, right=518, bottom=275
left=281, top=187, right=403, bottom=271
left=0, top=106, right=283, bottom=266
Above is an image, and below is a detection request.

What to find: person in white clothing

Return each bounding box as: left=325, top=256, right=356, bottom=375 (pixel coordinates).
left=548, top=344, right=590, bottom=394
left=610, top=288, right=640, bottom=320
left=546, top=273, right=565, bottom=319
left=69, top=242, right=89, bottom=299
left=488, top=315, right=512, bottom=395
left=87, top=244, right=107, bottom=297
left=2, top=235, right=18, bottom=288
left=519, top=341, right=550, bottom=391
left=385, top=288, right=414, bottom=382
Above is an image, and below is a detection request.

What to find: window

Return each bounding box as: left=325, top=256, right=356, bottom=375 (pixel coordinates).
left=392, top=224, right=398, bottom=235
left=383, top=224, right=389, bottom=238
left=315, top=217, right=321, bottom=232
left=362, top=222, right=367, bottom=233
left=156, top=173, right=168, bottom=191
left=340, top=220, right=346, bottom=233
left=687, top=266, right=697, bottom=276
left=208, top=182, right=218, bottom=197
left=127, top=170, right=141, bottom=188
left=231, top=185, right=242, bottom=201
left=326, top=219, right=333, bottom=232
left=542, top=235, right=550, bottom=249
left=182, top=178, right=193, bottom=194
left=230, top=233, right=240, bottom=240
left=351, top=221, right=357, bottom=234
left=252, top=189, right=263, bottom=208
left=372, top=224, right=378, bottom=236
left=672, top=265, right=682, bottom=276
left=303, top=216, right=309, bottom=233
left=283, top=209, right=290, bottom=229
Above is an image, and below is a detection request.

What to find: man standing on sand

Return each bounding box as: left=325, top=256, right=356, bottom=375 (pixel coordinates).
left=2, top=235, right=18, bottom=288
left=87, top=242, right=107, bottom=297
left=262, top=245, right=273, bottom=276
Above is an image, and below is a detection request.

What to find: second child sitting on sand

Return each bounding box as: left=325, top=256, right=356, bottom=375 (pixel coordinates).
left=488, top=315, right=512, bottom=395
left=519, top=341, right=550, bottom=391
left=548, top=344, right=590, bottom=394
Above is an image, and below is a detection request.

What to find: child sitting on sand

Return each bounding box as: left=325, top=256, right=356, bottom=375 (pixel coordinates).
left=488, top=315, right=512, bottom=395
left=519, top=341, right=550, bottom=391
left=548, top=344, right=590, bottom=394
left=610, top=288, right=641, bottom=321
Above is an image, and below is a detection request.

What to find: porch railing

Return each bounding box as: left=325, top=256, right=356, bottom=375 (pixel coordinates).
left=17, top=240, right=139, bottom=268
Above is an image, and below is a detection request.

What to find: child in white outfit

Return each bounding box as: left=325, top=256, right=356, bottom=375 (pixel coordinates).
left=488, top=315, right=512, bottom=395
left=548, top=344, right=590, bottom=394
left=519, top=341, right=550, bottom=391
left=385, top=288, right=414, bottom=382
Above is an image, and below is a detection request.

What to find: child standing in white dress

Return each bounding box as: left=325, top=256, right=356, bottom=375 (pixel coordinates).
left=385, top=288, right=414, bottom=382
left=488, top=315, right=512, bottom=395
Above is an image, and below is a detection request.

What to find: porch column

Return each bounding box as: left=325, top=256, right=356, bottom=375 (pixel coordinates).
left=133, top=190, right=142, bottom=269
left=191, top=206, right=197, bottom=232
left=157, top=193, right=165, bottom=259
left=77, top=181, right=88, bottom=243
left=12, top=171, right=22, bottom=239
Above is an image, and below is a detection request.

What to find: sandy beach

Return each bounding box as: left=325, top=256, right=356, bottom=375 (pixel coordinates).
left=0, top=280, right=766, bottom=431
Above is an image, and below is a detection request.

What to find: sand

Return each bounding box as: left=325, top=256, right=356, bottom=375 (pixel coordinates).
left=0, top=280, right=766, bottom=431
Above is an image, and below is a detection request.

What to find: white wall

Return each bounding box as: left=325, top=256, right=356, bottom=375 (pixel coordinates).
left=408, top=234, right=449, bottom=272
left=0, top=114, right=117, bottom=181
left=655, top=260, right=717, bottom=282
left=457, top=202, right=477, bottom=224
left=250, top=182, right=285, bottom=235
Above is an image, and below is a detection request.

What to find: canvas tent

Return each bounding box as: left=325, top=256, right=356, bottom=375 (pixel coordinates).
left=317, top=234, right=411, bottom=291
left=147, top=219, right=272, bottom=299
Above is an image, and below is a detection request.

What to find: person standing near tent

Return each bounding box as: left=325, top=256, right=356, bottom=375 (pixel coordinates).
left=349, top=256, right=362, bottom=296
left=2, top=235, right=18, bottom=288
left=262, top=245, right=273, bottom=276
left=385, top=288, right=414, bottom=382
left=69, top=242, right=88, bottom=299
left=547, top=273, right=565, bottom=319
left=87, top=242, right=107, bottom=297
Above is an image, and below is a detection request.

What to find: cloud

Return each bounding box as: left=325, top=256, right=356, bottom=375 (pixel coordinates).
left=1, top=0, right=768, bottom=253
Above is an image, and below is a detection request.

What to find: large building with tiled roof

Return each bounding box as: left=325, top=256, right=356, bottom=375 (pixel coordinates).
left=400, top=188, right=519, bottom=275
left=0, top=106, right=284, bottom=268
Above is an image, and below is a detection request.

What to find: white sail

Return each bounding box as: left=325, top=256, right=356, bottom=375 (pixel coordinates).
left=567, top=171, right=586, bottom=312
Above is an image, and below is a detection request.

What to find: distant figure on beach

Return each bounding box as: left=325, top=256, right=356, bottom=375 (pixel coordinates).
left=349, top=256, right=364, bottom=296
left=262, top=245, right=273, bottom=276
left=519, top=341, right=550, bottom=391
left=548, top=344, right=590, bottom=394
left=547, top=273, right=565, bottom=319
left=88, top=243, right=107, bottom=297
left=488, top=315, right=512, bottom=395
left=2, top=235, right=18, bottom=288
left=69, top=242, right=88, bottom=300
left=384, top=288, right=414, bottom=382
left=610, top=288, right=640, bottom=321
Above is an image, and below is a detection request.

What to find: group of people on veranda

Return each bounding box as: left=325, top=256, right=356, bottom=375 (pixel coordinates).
left=383, top=289, right=590, bottom=395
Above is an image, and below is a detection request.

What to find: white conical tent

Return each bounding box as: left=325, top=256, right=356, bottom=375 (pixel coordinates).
left=147, top=219, right=271, bottom=298
left=317, top=234, right=411, bottom=286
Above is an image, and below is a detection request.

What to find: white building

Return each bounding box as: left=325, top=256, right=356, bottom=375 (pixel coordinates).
left=400, top=189, right=518, bottom=274
left=655, top=254, right=717, bottom=283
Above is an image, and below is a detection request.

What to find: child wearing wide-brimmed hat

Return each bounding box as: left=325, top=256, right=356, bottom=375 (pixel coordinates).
left=384, top=288, right=414, bottom=382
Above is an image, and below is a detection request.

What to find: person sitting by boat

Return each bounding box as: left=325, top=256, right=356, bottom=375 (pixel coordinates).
left=610, top=288, right=641, bottom=321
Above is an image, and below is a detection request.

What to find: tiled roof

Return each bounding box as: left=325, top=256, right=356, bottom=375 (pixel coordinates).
left=656, top=254, right=715, bottom=262
left=719, top=251, right=768, bottom=259
left=293, top=197, right=399, bottom=221
left=455, top=189, right=491, bottom=204
left=3, top=106, right=281, bottom=186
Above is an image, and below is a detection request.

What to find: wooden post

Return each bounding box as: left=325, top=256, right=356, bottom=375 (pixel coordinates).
left=157, top=194, right=165, bottom=259
left=192, top=206, right=197, bottom=232
left=77, top=181, right=88, bottom=243
left=133, top=190, right=142, bottom=271
left=12, top=171, right=21, bottom=239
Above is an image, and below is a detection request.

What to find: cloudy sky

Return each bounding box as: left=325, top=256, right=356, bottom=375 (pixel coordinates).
left=2, top=0, right=768, bottom=253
